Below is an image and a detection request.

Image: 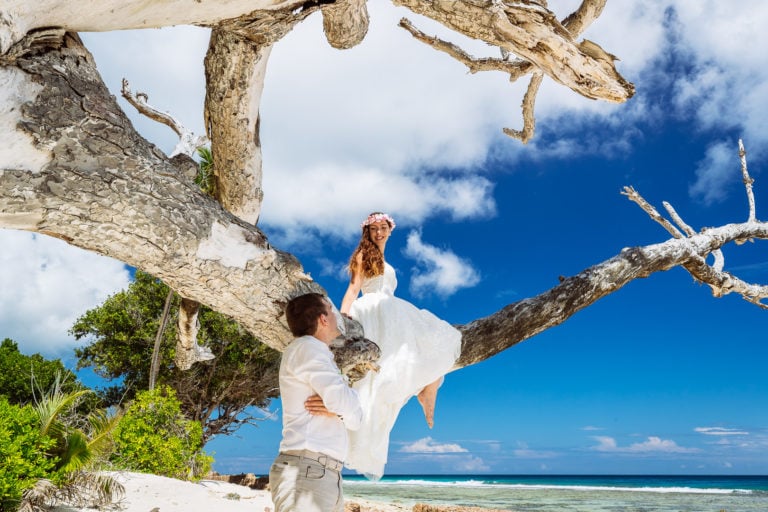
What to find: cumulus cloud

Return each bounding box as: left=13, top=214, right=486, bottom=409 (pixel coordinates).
left=688, top=140, right=741, bottom=204
left=513, top=442, right=558, bottom=459
left=400, top=437, right=468, bottom=454
left=260, top=164, right=496, bottom=244
left=0, top=232, right=131, bottom=357
left=695, top=427, right=750, bottom=436
left=451, top=456, right=490, bottom=472
left=403, top=230, right=481, bottom=298
left=591, top=436, right=699, bottom=454
left=396, top=438, right=489, bottom=471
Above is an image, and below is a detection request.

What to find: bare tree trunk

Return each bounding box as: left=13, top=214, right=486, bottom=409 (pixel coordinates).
left=149, top=289, right=175, bottom=390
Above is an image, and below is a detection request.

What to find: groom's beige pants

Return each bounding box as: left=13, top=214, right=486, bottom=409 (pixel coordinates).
left=269, top=451, right=344, bottom=512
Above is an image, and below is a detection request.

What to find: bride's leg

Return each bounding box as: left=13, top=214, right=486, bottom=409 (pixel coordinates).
left=417, top=378, right=441, bottom=428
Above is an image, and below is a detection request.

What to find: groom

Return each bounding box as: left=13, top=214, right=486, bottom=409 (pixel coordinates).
left=269, top=293, right=363, bottom=512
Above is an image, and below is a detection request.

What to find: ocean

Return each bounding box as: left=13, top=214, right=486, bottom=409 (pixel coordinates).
left=342, top=475, right=768, bottom=511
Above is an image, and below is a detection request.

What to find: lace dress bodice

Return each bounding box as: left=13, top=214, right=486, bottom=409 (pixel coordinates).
left=360, top=262, right=397, bottom=295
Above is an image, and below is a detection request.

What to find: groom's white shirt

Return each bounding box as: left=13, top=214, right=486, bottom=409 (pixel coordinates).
left=278, top=335, right=362, bottom=462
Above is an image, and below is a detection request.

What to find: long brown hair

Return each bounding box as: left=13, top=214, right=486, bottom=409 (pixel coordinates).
left=348, top=212, right=394, bottom=278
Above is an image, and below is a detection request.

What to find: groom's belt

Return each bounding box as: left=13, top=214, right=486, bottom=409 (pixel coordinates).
left=280, top=449, right=344, bottom=471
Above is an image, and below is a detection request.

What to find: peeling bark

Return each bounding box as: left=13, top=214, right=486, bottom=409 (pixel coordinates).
left=322, top=0, right=370, bottom=49
left=204, top=29, right=270, bottom=225
left=2, top=33, right=320, bottom=353
left=394, top=0, right=634, bottom=102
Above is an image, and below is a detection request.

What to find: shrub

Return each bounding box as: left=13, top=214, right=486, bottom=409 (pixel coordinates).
left=0, top=397, right=58, bottom=512
left=112, top=386, right=212, bottom=480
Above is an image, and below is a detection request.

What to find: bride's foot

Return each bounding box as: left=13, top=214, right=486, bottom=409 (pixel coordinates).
left=417, top=381, right=439, bottom=429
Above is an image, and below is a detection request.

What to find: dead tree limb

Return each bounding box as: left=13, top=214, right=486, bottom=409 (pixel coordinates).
left=456, top=141, right=768, bottom=367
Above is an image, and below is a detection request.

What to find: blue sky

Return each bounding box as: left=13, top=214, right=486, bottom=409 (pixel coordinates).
left=2, top=0, right=768, bottom=475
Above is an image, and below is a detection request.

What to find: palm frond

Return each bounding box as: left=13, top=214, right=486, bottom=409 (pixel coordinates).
left=19, top=479, right=57, bottom=512
left=86, top=409, right=123, bottom=460
left=58, top=471, right=126, bottom=508
left=35, top=387, right=90, bottom=439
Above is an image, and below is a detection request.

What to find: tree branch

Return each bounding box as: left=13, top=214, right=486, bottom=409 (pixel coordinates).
left=621, top=141, right=768, bottom=308
left=399, top=0, right=622, bottom=141
left=321, top=0, right=369, bottom=49
left=121, top=79, right=208, bottom=158
left=456, top=141, right=768, bottom=367
left=203, top=29, right=269, bottom=225
left=456, top=219, right=768, bottom=367
left=503, top=72, right=543, bottom=143
left=394, top=0, right=634, bottom=102
left=2, top=32, right=321, bottom=352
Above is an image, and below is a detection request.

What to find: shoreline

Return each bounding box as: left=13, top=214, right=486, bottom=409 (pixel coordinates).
left=50, top=472, right=507, bottom=512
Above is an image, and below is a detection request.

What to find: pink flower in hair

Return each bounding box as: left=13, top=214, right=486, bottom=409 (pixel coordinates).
left=361, top=213, right=396, bottom=230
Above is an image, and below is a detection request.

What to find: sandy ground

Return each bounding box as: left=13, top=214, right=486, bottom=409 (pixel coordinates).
left=51, top=471, right=408, bottom=512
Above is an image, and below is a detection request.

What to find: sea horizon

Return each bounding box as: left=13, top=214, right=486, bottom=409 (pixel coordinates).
left=342, top=474, right=768, bottom=511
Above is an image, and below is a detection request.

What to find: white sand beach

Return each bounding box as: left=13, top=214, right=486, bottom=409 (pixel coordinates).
left=51, top=471, right=408, bottom=512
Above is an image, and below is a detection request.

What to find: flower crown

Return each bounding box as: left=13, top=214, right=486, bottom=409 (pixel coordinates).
left=361, top=213, right=396, bottom=230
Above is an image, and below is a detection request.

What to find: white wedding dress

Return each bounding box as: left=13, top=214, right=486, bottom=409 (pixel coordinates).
left=344, top=262, right=461, bottom=479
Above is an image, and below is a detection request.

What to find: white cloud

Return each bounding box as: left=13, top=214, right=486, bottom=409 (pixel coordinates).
left=259, top=164, right=496, bottom=244
left=403, top=230, right=481, bottom=298
left=396, top=438, right=490, bottom=471
left=513, top=442, right=558, bottom=459
left=581, top=426, right=605, bottom=431
left=663, top=1, right=768, bottom=194
left=689, top=141, right=741, bottom=204
left=400, top=436, right=468, bottom=454
left=695, top=427, right=750, bottom=436
left=0, top=231, right=131, bottom=357
left=591, top=436, right=699, bottom=454
left=451, top=455, right=490, bottom=472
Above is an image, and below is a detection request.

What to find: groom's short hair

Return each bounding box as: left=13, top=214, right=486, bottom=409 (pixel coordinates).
left=285, top=293, right=327, bottom=337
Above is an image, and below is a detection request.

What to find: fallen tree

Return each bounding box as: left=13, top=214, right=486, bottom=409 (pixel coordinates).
left=1, top=1, right=764, bottom=375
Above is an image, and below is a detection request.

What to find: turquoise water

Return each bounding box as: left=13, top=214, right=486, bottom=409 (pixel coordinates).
left=342, top=475, right=768, bottom=511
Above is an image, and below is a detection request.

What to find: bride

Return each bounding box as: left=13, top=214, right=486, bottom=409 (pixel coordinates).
left=340, top=212, right=462, bottom=479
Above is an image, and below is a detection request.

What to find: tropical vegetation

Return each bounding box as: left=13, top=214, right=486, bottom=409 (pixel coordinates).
left=111, top=386, right=212, bottom=480
left=71, top=270, right=280, bottom=442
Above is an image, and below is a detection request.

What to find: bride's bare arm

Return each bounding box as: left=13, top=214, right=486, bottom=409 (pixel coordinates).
left=341, top=253, right=363, bottom=315
left=340, top=273, right=363, bottom=315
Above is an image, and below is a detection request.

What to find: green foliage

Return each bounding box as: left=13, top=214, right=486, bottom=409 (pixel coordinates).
left=112, top=387, right=212, bottom=480
left=72, top=272, right=174, bottom=399
left=195, top=146, right=215, bottom=196
left=0, top=397, right=58, bottom=512
left=33, top=378, right=121, bottom=474
left=72, top=271, right=280, bottom=441
left=0, top=338, right=82, bottom=405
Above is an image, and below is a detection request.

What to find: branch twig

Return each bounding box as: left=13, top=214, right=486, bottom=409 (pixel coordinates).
left=621, top=186, right=683, bottom=238
left=739, top=139, right=757, bottom=222
left=121, top=78, right=208, bottom=157
left=397, top=0, right=628, bottom=142
left=504, top=72, right=543, bottom=143
left=623, top=142, right=768, bottom=308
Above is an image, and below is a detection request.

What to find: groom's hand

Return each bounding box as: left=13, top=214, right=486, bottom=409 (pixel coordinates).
left=305, top=394, right=336, bottom=417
